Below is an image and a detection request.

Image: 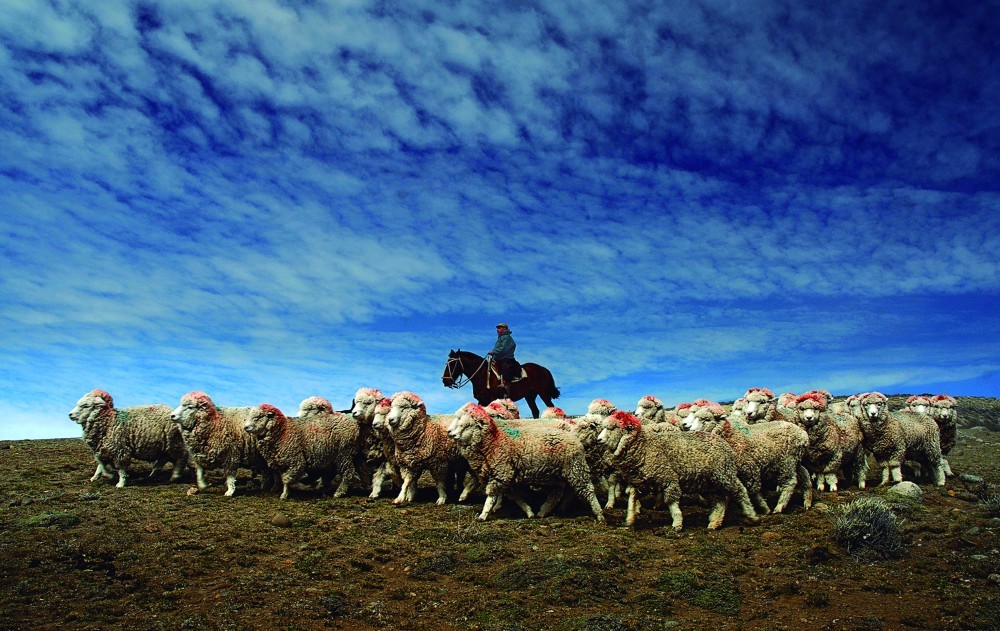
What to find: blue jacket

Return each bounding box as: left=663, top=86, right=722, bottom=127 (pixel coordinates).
left=490, top=332, right=516, bottom=360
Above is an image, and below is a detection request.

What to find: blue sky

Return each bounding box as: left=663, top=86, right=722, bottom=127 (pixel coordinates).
left=1, top=0, right=997, bottom=439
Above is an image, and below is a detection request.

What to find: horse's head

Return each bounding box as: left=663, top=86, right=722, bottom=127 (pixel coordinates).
left=442, top=349, right=462, bottom=387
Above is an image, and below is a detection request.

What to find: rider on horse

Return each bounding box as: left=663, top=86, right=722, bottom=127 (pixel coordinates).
left=487, top=323, right=521, bottom=387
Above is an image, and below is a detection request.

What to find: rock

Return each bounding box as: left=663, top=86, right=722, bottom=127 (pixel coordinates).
left=811, top=503, right=831, bottom=514
left=967, top=527, right=982, bottom=536
left=271, top=512, right=292, bottom=528
left=887, top=481, right=923, bottom=500
left=959, top=473, right=984, bottom=485
left=761, top=531, right=782, bottom=542
left=989, top=574, right=1000, bottom=585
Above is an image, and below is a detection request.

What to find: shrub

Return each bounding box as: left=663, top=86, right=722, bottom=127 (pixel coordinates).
left=832, top=497, right=903, bottom=559
left=979, top=491, right=1000, bottom=518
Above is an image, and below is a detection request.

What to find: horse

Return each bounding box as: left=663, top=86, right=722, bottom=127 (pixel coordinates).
left=441, top=349, right=561, bottom=419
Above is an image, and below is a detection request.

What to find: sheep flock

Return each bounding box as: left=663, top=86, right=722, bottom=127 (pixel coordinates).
left=68, top=385, right=963, bottom=531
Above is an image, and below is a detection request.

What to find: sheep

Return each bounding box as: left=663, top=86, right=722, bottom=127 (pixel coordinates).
left=678, top=399, right=811, bottom=514
left=792, top=392, right=868, bottom=492
left=854, top=392, right=945, bottom=486
left=540, top=406, right=567, bottom=420
left=69, top=389, right=188, bottom=488
left=366, top=396, right=404, bottom=499
left=928, top=394, right=958, bottom=476
left=597, top=411, right=759, bottom=531
left=446, top=403, right=605, bottom=522
left=728, top=397, right=748, bottom=423
left=384, top=391, right=470, bottom=506
left=241, top=398, right=361, bottom=500
left=491, top=398, right=521, bottom=419
left=633, top=395, right=681, bottom=430
left=744, top=388, right=797, bottom=424
left=777, top=392, right=798, bottom=412
left=829, top=394, right=859, bottom=416
left=170, top=391, right=267, bottom=496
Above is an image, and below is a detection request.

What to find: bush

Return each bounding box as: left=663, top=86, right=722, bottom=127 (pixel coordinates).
left=832, top=497, right=903, bottom=559
left=979, top=491, right=1000, bottom=518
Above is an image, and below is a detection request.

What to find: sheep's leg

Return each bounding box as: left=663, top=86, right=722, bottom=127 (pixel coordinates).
left=814, top=472, right=826, bottom=492
left=224, top=473, right=238, bottom=497
left=479, top=494, right=500, bottom=521
left=430, top=465, right=450, bottom=505
left=195, top=464, right=209, bottom=490
left=91, top=460, right=114, bottom=482
left=333, top=474, right=351, bottom=498
left=115, top=468, right=128, bottom=489
left=942, top=457, right=953, bottom=477
left=725, top=478, right=759, bottom=523
left=169, top=458, right=185, bottom=482
left=746, top=478, right=769, bottom=515
left=369, top=462, right=388, bottom=499
left=459, top=472, right=479, bottom=502
left=604, top=476, right=622, bottom=510
left=878, top=464, right=891, bottom=486
left=932, top=459, right=946, bottom=486
left=890, top=465, right=903, bottom=483
left=537, top=488, right=564, bottom=518
left=706, top=496, right=729, bottom=530
left=393, top=470, right=413, bottom=505
left=824, top=472, right=839, bottom=492
left=625, top=487, right=641, bottom=527
left=797, top=465, right=813, bottom=510
left=575, top=481, right=605, bottom=523
left=772, top=470, right=797, bottom=514
left=509, top=492, right=535, bottom=518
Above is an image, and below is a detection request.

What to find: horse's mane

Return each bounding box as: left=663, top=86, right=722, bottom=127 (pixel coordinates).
left=455, top=349, right=485, bottom=363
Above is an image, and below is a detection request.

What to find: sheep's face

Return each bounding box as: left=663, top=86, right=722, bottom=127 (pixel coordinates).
left=587, top=399, right=617, bottom=417
left=299, top=397, right=333, bottom=419
left=351, top=390, right=385, bottom=424
left=680, top=410, right=703, bottom=432
left=387, top=396, right=425, bottom=433
left=171, top=392, right=214, bottom=431
left=634, top=397, right=661, bottom=420
left=446, top=412, right=480, bottom=446
left=243, top=405, right=284, bottom=438
left=572, top=417, right=604, bottom=448
left=371, top=400, right=393, bottom=432
left=859, top=394, right=888, bottom=424
left=598, top=412, right=641, bottom=456
left=931, top=402, right=956, bottom=422
left=69, top=391, right=112, bottom=425
left=744, top=396, right=773, bottom=421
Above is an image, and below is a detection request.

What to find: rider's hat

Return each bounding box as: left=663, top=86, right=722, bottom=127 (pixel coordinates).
left=496, top=322, right=508, bottom=329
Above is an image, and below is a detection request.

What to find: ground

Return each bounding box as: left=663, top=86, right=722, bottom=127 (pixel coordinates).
left=2, top=407, right=999, bottom=630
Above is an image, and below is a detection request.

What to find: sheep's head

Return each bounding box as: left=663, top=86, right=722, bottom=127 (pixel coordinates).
left=634, top=395, right=664, bottom=419
left=597, top=411, right=641, bottom=456
left=731, top=397, right=747, bottom=413
left=777, top=393, right=797, bottom=409
left=858, top=392, right=888, bottom=424
left=681, top=400, right=726, bottom=431
left=386, top=391, right=426, bottom=433
left=351, top=388, right=386, bottom=424
left=743, top=388, right=776, bottom=421
left=794, top=392, right=827, bottom=427
left=493, top=398, right=520, bottom=419
left=541, top=406, right=567, bottom=420
left=243, top=404, right=288, bottom=438
left=299, top=396, right=334, bottom=419
left=587, top=398, right=617, bottom=417
left=815, top=390, right=833, bottom=405
left=486, top=400, right=515, bottom=420
left=172, top=391, right=217, bottom=431
left=69, top=389, right=115, bottom=425
left=905, top=395, right=932, bottom=415
left=447, top=403, right=491, bottom=445
left=371, top=397, right=394, bottom=432
left=930, top=394, right=957, bottom=421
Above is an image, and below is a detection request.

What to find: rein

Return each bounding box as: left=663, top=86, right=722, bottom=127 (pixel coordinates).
left=445, top=355, right=489, bottom=389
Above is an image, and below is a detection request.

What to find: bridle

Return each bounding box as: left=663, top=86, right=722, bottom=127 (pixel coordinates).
left=444, top=354, right=488, bottom=389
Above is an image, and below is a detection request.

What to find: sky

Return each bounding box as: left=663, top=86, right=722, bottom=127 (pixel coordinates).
left=1, top=0, right=998, bottom=439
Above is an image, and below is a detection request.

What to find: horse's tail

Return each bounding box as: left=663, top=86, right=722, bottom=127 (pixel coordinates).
left=550, top=385, right=561, bottom=400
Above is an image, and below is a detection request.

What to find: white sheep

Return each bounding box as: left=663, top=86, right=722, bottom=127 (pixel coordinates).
left=928, top=394, right=957, bottom=476
left=633, top=395, right=681, bottom=430
left=744, top=388, right=797, bottom=424
left=540, top=406, right=568, bottom=420
left=678, top=399, right=811, bottom=514
left=792, top=392, right=868, bottom=492
left=242, top=400, right=361, bottom=500
left=855, top=392, right=945, bottom=486
left=597, top=410, right=759, bottom=531
left=491, top=398, right=521, bottom=419
left=446, top=403, right=605, bottom=522
left=170, top=391, right=267, bottom=496
left=69, top=389, right=188, bottom=488
left=385, top=391, right=470, bottom=506
left=366, top=395, right=404, bottom=499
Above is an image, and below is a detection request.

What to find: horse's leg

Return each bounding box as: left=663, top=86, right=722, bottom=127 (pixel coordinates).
left=525, top=394, right=540, bottom=419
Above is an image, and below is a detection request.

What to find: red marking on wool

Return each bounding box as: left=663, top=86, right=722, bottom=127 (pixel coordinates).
left=259, top=403, right=285, bottom=419
left=746, top=387, right=775, bottom=398
left=546, top=407, right=566, bottom=418
left=641, top=395, right=660, bottom=404
left=932, top=394, right=956, bottom=403
left=611, top=410, right=642, bottom=430
left=862, top=392, right=888, bottom=405
left=88, top=389, right=114, bottom=407
left=675, top=403, right=693, bottom=413
left=394, top=392, right=424, bottom=407
left=376, top=398, right=392, bottom=410
left=185, top=391, right=213, bottom=405
left=795, top=392, right=827, bottom=410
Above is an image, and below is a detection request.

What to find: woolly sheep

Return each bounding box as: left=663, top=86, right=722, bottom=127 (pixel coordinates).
left=171, top=391, right=267, bottom=496
left=744, top=388, right=796, bottom=424
left=491, top=398, right=521, bottom=419
left=242, top=398, right=361, bottom=500
left=540, top=406, right=567, bottom=420
left=367, top=396, right=403, bottom=499
left=928, top=394, right=957, bottom=476
left=598, top=411, right=759, bottom=531
left=69, top=389, right=188, bottom=488
left=385, top=392, right=469, bottom=506
left=633, top=395, right=680, bottom=430
left=855, top=392, right=945, bottom=486
left=678, top=400, right=811, bottom=514
left=793, top=392, right=868, bottom=492
left=446, top=403, right=604, bottom=522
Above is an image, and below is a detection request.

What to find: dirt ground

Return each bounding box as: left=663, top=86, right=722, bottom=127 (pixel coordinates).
left=2, top=424, right=999, bottom=630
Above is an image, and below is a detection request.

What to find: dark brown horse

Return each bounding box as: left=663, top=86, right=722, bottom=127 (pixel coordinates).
left=441, top=349, right=561, bottom=418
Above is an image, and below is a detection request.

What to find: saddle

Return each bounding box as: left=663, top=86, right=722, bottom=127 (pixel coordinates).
left=488, top=360, right=525, bottom=389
